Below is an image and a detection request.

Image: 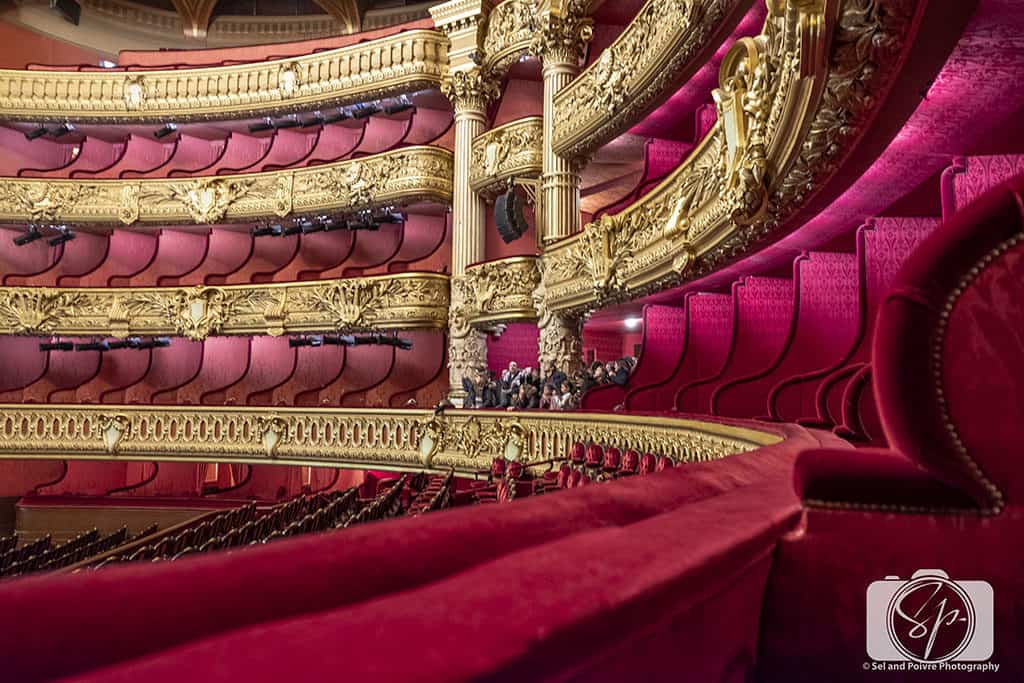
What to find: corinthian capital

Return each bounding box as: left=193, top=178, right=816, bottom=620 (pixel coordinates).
left=531, top=0, right=593, bottom=66
left=441, top=67, right=501, bottom=115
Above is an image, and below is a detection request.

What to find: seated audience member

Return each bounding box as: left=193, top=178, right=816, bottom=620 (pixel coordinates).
left=539, top=383, right=557, bottom=410
left=542, top=360, right=567, bottom=389
left=610, top=359, right=631, bottom=386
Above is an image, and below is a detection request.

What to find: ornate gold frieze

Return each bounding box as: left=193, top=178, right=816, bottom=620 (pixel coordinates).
left=0, top=405, right=778, bottom=475
left=541, top=0, right=921, bottom=314
left=552, top=0, right=749, bottom=159
left=461, top=255, right=541, bottom=325
left=440, top=67, right=502, bottom=114
left=0, top=274, right=449, bottom=340
left=469, top=116, right=543, bottom=196
left=482, top=0, right=538, bottom=76
left=0, top=146, right=452, bottom=227
left=0, top=29, right=448, bottom=123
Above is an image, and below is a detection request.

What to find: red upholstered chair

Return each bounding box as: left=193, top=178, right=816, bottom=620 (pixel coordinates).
left=489, top=457, right=506, bottom=480
left=602, top=447, right=621, bottom=475
left=555, top=463, right=572, bottom=489
left=619, top=449, right=640, bottom=475
left=639, top=453, right=657, bottom=475
left=584, top=443, right=603, bottom=468
left=569, top=442, right=586, bottom=466
left=655, top=455, right=674, bottom=472
left=759, top=173, right=1024, bottom=681
left=507, top=461, right=524, bottom=480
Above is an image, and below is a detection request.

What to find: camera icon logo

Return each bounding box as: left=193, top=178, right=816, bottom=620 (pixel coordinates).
left=867, top=569, right=993, bottom=663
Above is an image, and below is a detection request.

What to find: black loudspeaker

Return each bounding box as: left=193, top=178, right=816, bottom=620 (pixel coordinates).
left=495, top=187, right=528, bottom=244
left=51, top=0, right=81, bottom=25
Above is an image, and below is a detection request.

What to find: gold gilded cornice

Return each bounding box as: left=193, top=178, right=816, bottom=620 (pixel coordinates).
left=440, top=67, right=501, bottom=115
left=482, top=0, right=538, bottom=76
left=552, top=0, right=751, bottom=159
left=541, top=0, right=921, bottom=314
left=0, top=273, right=449, bottom=340
left=0, top=146, right=453, bottom=227
left=0, top=29, right=448, bottom=123
left=469, top=116, right=543, bottom=196
left=460, top=255, right=541, bottom=326
left=0, top=405, right=778, bottom=475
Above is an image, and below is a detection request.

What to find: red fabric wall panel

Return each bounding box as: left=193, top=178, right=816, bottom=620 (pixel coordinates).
left=123, top=462, right=202, bottom=498
left=124, top=230, right=210, bottom=287
left=333, top=345, right=395, bottom=407
left=352, top=116, right=412, bottom=155
left=22, top=139, right=126, bottom=178
left=328, top=225, right=403, bottom=278
left=0, top=460, right=67, bottom=497
left=253, top=128, right=320, bottom=172
left=294, top=348, right=346, bottom=407
left=363, top=214, right=449, bottom=275
left=38, top=461, right=129, bottom=497
left=0, top=337, right=49, bottom=399
left=672, top=294, right=734, bottom=412
left=176, top=338, right=251, bottom=405
left=0, top=22, right=100, bottom=69
left=273, top=231, right=355, bottom=281
left=23, top=341, right=102, bottom=403
left=582, top=328, right=626, bottom=363
left=223, top=336, right=295, bottom=406
left=75, top=348, right=153, bottom=404
left=75, top=135, right=174, bottom=178
left=269, top=345, right=345, bottom=407
left=76, top=232, right=158, bottom=287
left=0, top=227, right=57, bottom=284
left=204, top=134, right=273, bottom=175
left=0, top=126, right=73, bottom=174
left=133, top=135, right=226, bottom=178
left=403, top=107, right=454, bottom=147
left=5, top=232, right=108, bottom=287
left=213, top=233, right=299, bottom=285
left=487, top=323, right=539, bottom=374
left=306, top=124, right=364, bottom=165
left=177, top=230, right=252, bottom=286
left=365, top=331, right=447, bottom=407
left=129, top=342, right=205, bottom=404
left=492, top=79, right=544, bottom=126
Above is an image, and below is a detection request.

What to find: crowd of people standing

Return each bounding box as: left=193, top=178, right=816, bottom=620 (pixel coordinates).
left=461, top=357, right=636, bottom=411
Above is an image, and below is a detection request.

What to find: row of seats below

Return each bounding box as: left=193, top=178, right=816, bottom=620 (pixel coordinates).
left=0, top=332, right=448, bottom=408
left=0, top=525, right=152, bottom=578
left=0, top=111, right=453, bottom=179
left=0, top=216, right=449, bottom=287
left=0, top=461, right=357, bottom=500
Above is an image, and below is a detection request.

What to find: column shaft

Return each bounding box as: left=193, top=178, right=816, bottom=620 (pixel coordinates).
left=541, top=61, right=581, bottom=245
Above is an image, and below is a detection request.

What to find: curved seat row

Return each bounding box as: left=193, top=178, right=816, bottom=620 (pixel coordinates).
left=0, top=214, right=449, bottom=287
left=0, top=332, right=448, bottom=409
left=0, top=110, right=452, bottom=179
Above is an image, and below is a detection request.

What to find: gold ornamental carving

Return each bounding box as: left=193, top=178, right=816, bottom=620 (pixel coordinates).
left=482, top=0, right=539, bottom=76
left=0, top=274, right=449, bottom=340
left=469, top=117, right=544, bottom=197
left=0, top=29, right=449, bottom=123
left=541, top=0, right=921, bottom=314
left=440, top=67, right=501, bottom=114
left=461, top=256, right=542, bottom=326
left=0, top=405, right=778, bottom=476
left=552, top=0, right=749, bottom=159
left=530, top=0, right=594, bottom=65
left=0, top=147, right=452, bottom=227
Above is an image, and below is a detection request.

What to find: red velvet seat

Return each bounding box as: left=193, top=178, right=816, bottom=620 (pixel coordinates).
left=639, top=453, right=657, bottom=475
left=584, top=443, right=603, bottom=469
left=602, top=447, right=621, bottom=474
left=619, top=449, right=640, bottom=475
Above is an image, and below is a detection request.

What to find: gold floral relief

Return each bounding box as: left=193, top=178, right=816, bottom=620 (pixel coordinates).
left=0, top=405, right=778, bottom=476
left=461, top=256, right=542, bottom=326
left=541, top=0, right=921, bottom=315
left=0, top=147, right=453, bottom=227
left=0, top=29, right=448, bottom=123
left=0, top=274, right=449, bottom=340
left=469, top=117, right=543, bottom=197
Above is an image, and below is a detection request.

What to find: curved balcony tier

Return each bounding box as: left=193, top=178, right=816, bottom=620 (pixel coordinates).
left=552, top=0, right=753, bottom=160
left=542, top=0, right=930, bottom=314
left=0, top=29, right=448, bottom=123
left=469, top=116, right=542, bottom=197
left=0, top=273, right=449, bottom=340
left=0, top=146, right=452, bottom=227
left=0, top=406, right=778, bottom=476
left=458, top=256, right=541, bottom=328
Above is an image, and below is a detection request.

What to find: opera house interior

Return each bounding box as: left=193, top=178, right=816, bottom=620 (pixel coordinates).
left=0, top=0, right=1020, bottom=680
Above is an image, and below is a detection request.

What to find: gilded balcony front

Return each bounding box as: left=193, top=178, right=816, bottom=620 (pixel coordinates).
left=469, top=116, right=543, bottom=197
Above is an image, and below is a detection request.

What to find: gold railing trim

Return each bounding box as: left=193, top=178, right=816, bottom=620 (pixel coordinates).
left=0, top=29, right=449, bottom=123
left=0, top=405, right=780, bottom=476
left=460, top=255, right=541, bottom=326
left=0, top=272, right=450, bottom=339
left=0, top=146, right=453, bottom=227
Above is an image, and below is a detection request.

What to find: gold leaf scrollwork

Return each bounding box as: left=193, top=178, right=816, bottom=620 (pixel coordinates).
left=119, top=184, right=141, bottom=225
left=440, top=68, right=501, bottom=114
left=0, top=290, right=84, bottom=335
left=161, top=178, right=257, bottom=224
left=98, top=414, right=131, bottom=454
left=257, top=415, right=292, bottom=457
left=0, top=183, right=97, bottom=223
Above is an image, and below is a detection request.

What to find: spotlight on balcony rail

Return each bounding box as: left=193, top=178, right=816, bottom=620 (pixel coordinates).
left=48, top=227, right=75, bottom=247
left=52, top=123, right=75, bottom=138
left=376, top=211, right=405, bottom=224
left=13, top=226, right=43, bottom=246
left=275, top=116, right=301, bottom=129
left=352, top=104, right=380, bottom=120
left=252, top=224, right=284, bottom=237
left=136, top=337, right=172, bottom=350
left=75, top=340, right=110, bottom=352
left=348, top=219, right=379, bottom=231
left=383, top=98, right=414, bottom=115
left=322, top=109, right=351, bottom=124
left=248, top=118, right=275, bottom=133
left=39, top=341, right=74, bottom=352
left=154, top=123, right=178, bottom=139
left=24, top=126, right=47, bottom=141
left=301, top=112, right=325, bottom=128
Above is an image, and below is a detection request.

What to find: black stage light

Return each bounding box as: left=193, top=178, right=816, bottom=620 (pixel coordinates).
left=289, top=336, right=324, bottom=348
left=248, top=118, right=275, bottom=133
left=383, top=100, right=414, bottom=115
left=323, top=219, right=348, bottom=232
left=376, top=211, right=405, bottom=224
left=52, top=123, right=75, bottom=138
left=154, top=123, right=178, bottom=138
left=495, top=186, right=529, bottom=244
left=48, top=228, right=76, bottom=247
left=13, top=226, right=43, bottom=246
left=282, top=223, right=305, bottom=236
left=352, top=105, right=380, bottom=120
left=322, top=109, right=350, bottom=124
left=300, top=112, right=324, bottom=128
left=252, top=224, right=284, bottom=237
left=105, top=339, right=133, bottom=350
left=348, top=219, right=378, bottom=231
left=39, top=341, right=74, bottom=352
left=75, top=340, right=110, bottom=352
left=24, top=126, right=47, bottom=141
left=134, top=337, right=172, bottom=350
left=275, top=117, right=301, bottom=129
left=300, top=222, right=326, bottom=234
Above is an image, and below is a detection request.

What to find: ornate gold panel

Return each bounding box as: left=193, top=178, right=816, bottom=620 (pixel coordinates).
left=0, top=29, right=448, bottom=123
left=0, top=405, right=778, bottom=475
left=542, top=0, right=922, bottom=314
left=0, top=273, right=449, bottom=340
left=458, top=255, right=541, bottom=327
left=482, top=0, right=538, bottom=76
left=469, top=116, right=543, bottom=197
left=551, top=0, right=751, bottom=159
left=0, top=146, right=453, bottom=226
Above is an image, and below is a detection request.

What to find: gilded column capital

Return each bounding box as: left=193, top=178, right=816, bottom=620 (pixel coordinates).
left=441, top=67, right=501, bottom=117
left=531, top=0, right=594, bottom=67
